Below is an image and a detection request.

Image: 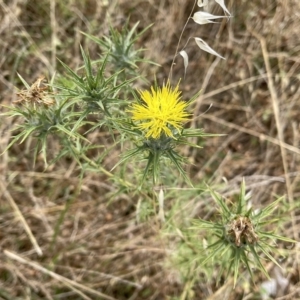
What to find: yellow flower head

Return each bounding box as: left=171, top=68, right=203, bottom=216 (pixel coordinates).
left=129, top=82, right=190, bottom=139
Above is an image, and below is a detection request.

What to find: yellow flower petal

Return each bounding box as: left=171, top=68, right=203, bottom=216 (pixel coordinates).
left=128, top=82, right=190, bottom=139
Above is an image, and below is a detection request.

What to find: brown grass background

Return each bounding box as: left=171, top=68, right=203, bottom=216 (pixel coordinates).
left=1, top=0, right=300, bottom=299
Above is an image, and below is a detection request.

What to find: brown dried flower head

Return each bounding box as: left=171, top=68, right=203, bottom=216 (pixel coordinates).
left=227, top=216, right=259, bottom=247
left=14, top=76, right=55, bottom=107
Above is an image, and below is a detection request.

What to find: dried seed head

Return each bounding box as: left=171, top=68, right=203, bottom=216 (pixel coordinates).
left=227, top=216, right=259, bottom=247
left=14, top=76, right=55, bottom=107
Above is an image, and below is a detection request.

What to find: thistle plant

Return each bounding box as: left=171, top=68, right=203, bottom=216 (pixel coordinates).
left=2, top=46, right=133, bottom=167
left=57, top=46, right=132, bottom=132
left=82, top=21, right=154, bottom=76
left=1, top=1, right=295, bottom=297
left=114, top=81, right=216, bottom=186
left=184, top=180, right=295, bottom=287
left=2, top=75, right=81, bottom=165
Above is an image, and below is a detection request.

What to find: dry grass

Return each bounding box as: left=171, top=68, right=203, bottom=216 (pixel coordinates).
left=1, top=0, right=300, bottom=299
